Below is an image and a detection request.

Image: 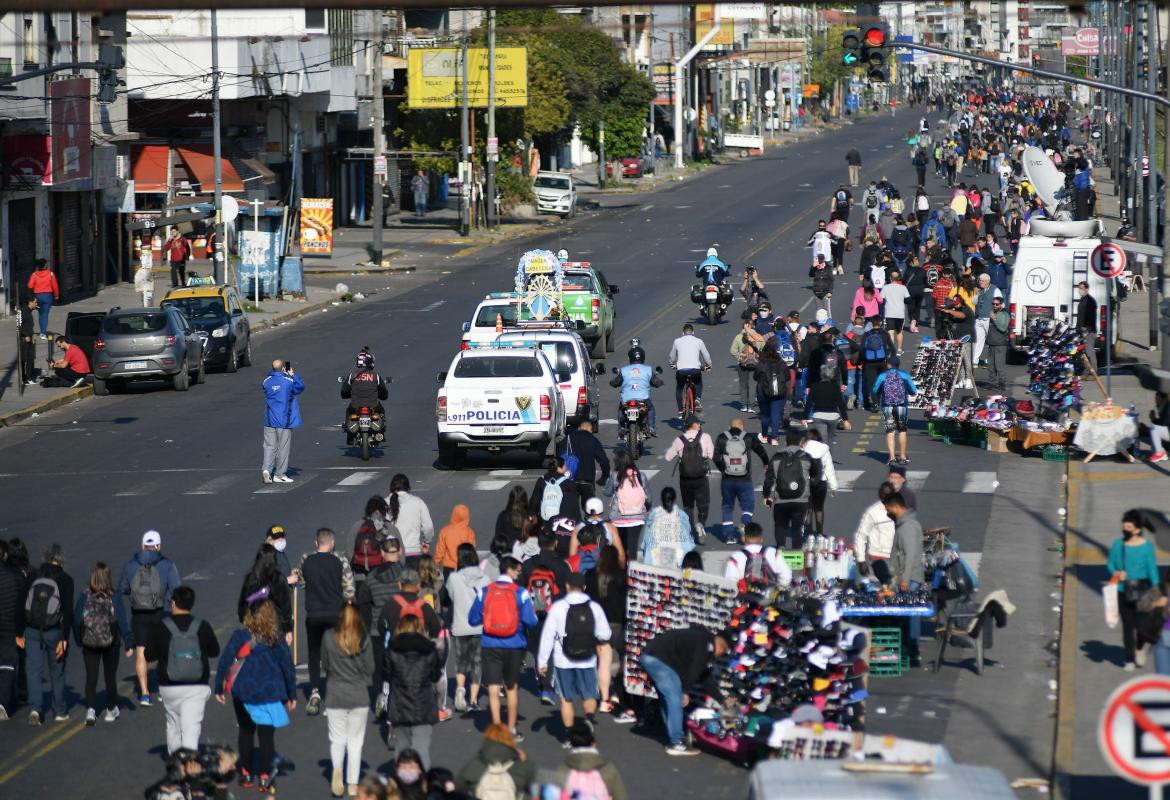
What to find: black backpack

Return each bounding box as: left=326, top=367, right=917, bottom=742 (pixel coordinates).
left=772, top=451, right=807, bottom=501
left=819, top=350, right=841, bottom=383
left=561, top=602, right=598, bottom=661
left=678, top=435, right=707, bottom=479
left=25, top=572, right=62, bottom=630
left=760, top=360, right=787, bottom=399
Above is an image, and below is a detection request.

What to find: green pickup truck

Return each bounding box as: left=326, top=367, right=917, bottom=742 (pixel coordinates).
left=521, top=264, right=618, bottom=357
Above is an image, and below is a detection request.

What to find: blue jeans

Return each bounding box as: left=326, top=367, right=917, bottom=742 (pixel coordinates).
left=847, top=366, right=861, bottom=406
left=35, top=292, right=53, bottom=334
left=794, top=368, right=808, bottom=402
left=1156, top=629, right=1170, bottom=676
left=25, top=627, right=66, bottom=716
left=640, top=653, right=684, bottom=745
left=720, top=478, right=755, bottom=537
left=757, top=392, right=785, bottom=439
left=413, top=191, right=427, bottom=216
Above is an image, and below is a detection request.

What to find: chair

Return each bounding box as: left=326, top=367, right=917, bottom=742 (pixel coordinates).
left=933, top=589, right=1015, bottom=675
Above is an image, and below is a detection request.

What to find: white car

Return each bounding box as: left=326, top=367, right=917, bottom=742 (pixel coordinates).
left=491, top=322, right=605, bottom=426
left=461, top=293, right=521, bottom=350
left=533, top=171, right=577, bottom=218
left=436, top=346, right=567, bottom=469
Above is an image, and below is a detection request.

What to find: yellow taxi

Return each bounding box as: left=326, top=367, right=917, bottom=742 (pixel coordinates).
left=160, top=284, right=253, bottom=372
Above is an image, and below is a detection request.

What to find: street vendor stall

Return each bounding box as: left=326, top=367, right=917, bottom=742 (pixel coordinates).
left=1072, top=401, right=1139, bottom=462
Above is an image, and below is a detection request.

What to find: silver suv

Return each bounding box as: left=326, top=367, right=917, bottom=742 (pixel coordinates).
left=90, top=307, right=206, bottom=395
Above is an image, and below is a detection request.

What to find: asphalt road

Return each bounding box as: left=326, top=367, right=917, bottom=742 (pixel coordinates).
left=0, top=112, right=1023, bottom=798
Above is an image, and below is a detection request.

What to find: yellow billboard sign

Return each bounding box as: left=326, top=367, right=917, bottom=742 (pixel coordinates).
left=695, top=4, right=734, bottom=48
left=407, top=47, right=528, bottom=109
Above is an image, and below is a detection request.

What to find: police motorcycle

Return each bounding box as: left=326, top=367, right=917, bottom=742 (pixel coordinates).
left=691, top=247, right=734, bottom=325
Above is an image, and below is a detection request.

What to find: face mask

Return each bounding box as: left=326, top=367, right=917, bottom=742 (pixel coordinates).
left=1123, top=530, right=1136, bottom=541
left=272, top=539, right=287, bottom=553
left=397, top=768, right=421, bottom=785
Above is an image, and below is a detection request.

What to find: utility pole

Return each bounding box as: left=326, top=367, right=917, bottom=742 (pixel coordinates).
left=486, top=9, right=497, bottom=228
left=371, top=13, right=385, bottom=265
left=675, top=21, right=720, bottom=169
left=459, top=9, right=470, bottom=237
left=1127, top=1, right=1142, bottom=227
left=211, top=10, right=224, bottom=283
left=598, top=119, right=606, bottom=190
left=1163, top=1, right=1170, bottom=368
left=1147, top=0, right=1158, bottom=247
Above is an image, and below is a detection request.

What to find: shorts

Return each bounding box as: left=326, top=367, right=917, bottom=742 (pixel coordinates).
left=553, top=666, right=600, bottom=702
left=131, top=609, right=163, bottom=649
left=886, top=317, right=905, bottom=333
left=451, top=635, right=481, bottom=682
left=882, top=405, right=909, bottom=433
left=481, top=647, right=524, bottom=689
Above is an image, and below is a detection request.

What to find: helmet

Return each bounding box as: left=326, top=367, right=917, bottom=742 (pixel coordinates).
left=627, top=346, right=646, bottom=364
left=706, top=247, right=718, bottom=258
left=356, top=347, right=374, bottom=369
left=557, top=249, right=569, bottom=261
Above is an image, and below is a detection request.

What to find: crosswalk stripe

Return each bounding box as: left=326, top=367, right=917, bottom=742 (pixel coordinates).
left=324, top=471, right=380, bottom=493
left=907, top=471, right=931, bottom=490
left=960, top=471, right=998, bottom=493
left=115, top=479, right=167, bottom=497
left=254, top=473, right=316, bottom=494
left=835, top=470, right=866, bottom=491
left=473, top=479, right=512, bottom=491
left=185, top=475, right=239, bottom=495
left=489, top=469, right=525, bottom=477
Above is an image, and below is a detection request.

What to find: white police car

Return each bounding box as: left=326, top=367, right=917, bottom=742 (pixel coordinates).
left=436, top=345, right=566, bottom=469
left=490, top=322, right=605, bottom=427
left=460, top=292, right=521, bottom=350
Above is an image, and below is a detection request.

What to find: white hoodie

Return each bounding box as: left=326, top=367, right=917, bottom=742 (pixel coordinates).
left=801, top=440, right=837, bottom=493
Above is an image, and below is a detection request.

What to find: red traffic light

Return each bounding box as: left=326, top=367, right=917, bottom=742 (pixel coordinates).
left=863, top=27, right=885, bottom=47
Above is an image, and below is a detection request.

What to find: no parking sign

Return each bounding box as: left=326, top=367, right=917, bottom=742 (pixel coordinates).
left=1099, top=677, right=1170, bottom=793
left=1092, top=242, right=1127, bottom=279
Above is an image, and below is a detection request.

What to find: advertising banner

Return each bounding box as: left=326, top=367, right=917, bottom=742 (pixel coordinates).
left=1061, top=27, right=1099, bottom=56
left=49, top=77, right=91, bottom=187
left=299, top=198, right=334, bottom=255
left=407, top=47, right=527, bottom=109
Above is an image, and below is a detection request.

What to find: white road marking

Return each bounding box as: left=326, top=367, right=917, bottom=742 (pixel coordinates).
left=599, top=419, right=618, bottom=426
left=325, top=471, right=381, bottom=492
left=473, top=479, right=512, bottom=491
left=835, top=470, right=866, bottom=491
left=420, top=300, right=445, bottom=312
left=489, top=469, right=524, bottom=477
left=115, top=479, right=167, bottom=497
left=907, top=470, right=931, bottom=490
left=185, top=475, right=240, bottom=495
left=762, top=203, right=781, bottom=207
left=255, top=474, right=317, bottom=494
left=960, top=471, right=998, bottom=493
left=640, top=204, right=654, bottom=211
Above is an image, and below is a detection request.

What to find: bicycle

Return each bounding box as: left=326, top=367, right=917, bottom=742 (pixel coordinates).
left=673, top=365, right=710, bottom=419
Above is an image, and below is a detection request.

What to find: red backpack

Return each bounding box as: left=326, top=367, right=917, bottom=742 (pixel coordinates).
left=393, top=595, right=426, bottom=625
left=352, top=523, right=383, bottom=573
left=525, top=566, right=560, bottom=616
left=482, top=583, right=520, bottom=638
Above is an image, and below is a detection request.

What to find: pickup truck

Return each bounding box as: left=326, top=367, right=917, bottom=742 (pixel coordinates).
left=520, top=263, right=618, bottom=358
left=722, top=133, right=764, bottom=156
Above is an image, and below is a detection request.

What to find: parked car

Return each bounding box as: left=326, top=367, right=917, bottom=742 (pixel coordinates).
left=533, top=171, right=577, bottom=218
left=89, top=307, right=206, bottom=395
left=606, top=156, right=652, bottom=178
left=161, top=284, right=253, bottom=372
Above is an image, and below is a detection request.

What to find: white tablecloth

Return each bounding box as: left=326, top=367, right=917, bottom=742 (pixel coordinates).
left=1073, top=415, right=1138, bottom=456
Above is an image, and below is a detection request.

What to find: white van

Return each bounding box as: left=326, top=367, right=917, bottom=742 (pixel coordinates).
left=1008, top=232, right=1119, bottom=355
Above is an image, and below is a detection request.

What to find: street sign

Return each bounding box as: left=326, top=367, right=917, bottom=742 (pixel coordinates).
left=486, top=137, right=498, bottom=156
left=1092, top=242, right=1127, bottom=278
left=372, top=155, right=387, bottom=177
left=1143, top=155, right=1151, bottom=178
left=764, top=89, right=776, bottom=102
left=1099, top=676, right=1170, bottom=787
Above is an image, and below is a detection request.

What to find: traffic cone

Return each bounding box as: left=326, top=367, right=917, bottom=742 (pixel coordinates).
left=495, top=313, right=503, bottom=333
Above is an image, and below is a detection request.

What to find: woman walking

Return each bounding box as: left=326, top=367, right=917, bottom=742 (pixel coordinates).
left=639, top=487, right=696, bottom=569
left=730, top=319, right=763, bottom=414
left=494, top=486, right=529, bottom=548
left=754, top=338, right=787, bottom=445
left=417, top=555, right=451, bottom=721
left=73, top=562, right=127, bottom=725
left=445, top=544, right=488, bottom=714
left=602, top=450, right=651, bottom=557
left=586, top=545, right=630, bottom=719
left=237, top=545, right=294, bottom=640
left=321, top=602, right=375, bottom=797
left=388, top=474, right=434, bottom=567
left=385, top=615, right=443, bottom=769
left=1108, top=510, right=1161, bottom=671
left=214, top=598, right=296, bottom=793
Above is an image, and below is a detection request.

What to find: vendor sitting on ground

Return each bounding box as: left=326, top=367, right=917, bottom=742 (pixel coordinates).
left=47, top=335, right=90, bottom=388
left=1148, top=391, right=1170, bottom=464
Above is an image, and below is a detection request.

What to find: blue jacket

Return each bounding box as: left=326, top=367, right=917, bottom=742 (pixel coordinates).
left=617, top=364, right=654, bottom=402
left=117, top=550, right=182, bottom=640
left=870, top=369, right=918, bottom=402
left=921, top=213, right=947, bottom=248
left=468, top=578, right=539, bottom=649
left=214, top=628, right=297, bottom=703
left=695, top=256, right=729, bottom=285
left=263, top=370, right=305, bottom=429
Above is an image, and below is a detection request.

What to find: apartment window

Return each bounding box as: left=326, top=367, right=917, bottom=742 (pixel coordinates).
left=22, top=16, right=36, bottom=67
left=329, top=10, right=353, bottom=65
left=305, top=9, right=326, bottom=30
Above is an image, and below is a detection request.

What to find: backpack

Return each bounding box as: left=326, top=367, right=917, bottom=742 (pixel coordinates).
left=562, top=437, right=580, bottom=481
left=834, top=191, right=848, bottom=212
left=880, top=371, right=909, bottom=406
left=393, top=595, right=427, bottom=625
left=772, top=451, right=807, bottom=501
left=539, top=476, right=567, bottom=521
left=474, top=762, right=518, bottom=800
left=482, top=583, right=520, bottom=638
left=163, top=617, right=204, bottom=682
left=889, top=196, right=905, bottom=215
left=864, top=191, right=879, bottom=209
left=760, top=359, right=786, bottom=399
left=561, top=768, right=612, bottom=800
left=25, top=573, right=62, bottom=630
left=562, top=601, right=599, bottom=661
left=741, top=549, right=778, bottom=590
left=775, top=329, right=797, bottom=366
left=352, top=523, right=383, bottom=573
left=130, top=561, right=164, bottom=612
left=615, top=473, right=647, bottom=517
left=723, top=431, right=750, bottom=478
left=819, top=350, right=841, bottom=383
left=862, top=330, right=887, bottom=362
left=678, top=435, right=707, bottom=480
left=526, top=566, right=561, bottom=615
left=80, top=592, right=116, bottom=648
left=869, top=264, right=887, bottom=290
left=571, top=545, right=600, bottom=574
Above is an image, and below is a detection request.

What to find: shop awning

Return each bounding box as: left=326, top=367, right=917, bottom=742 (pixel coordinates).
left=131, top=144, right=170, bottom=193
left=177, top=146, right=245, bottom=193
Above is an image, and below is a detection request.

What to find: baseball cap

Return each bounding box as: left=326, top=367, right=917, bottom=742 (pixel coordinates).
left=142, top=530, right=162, bottom=547
left=787, top=310, right=800, bottom=319
left=584, top=497, right=605, bottom=516
left=266, top=525, right=286, bottom=539
left=399, top=568, right=421, bottom=586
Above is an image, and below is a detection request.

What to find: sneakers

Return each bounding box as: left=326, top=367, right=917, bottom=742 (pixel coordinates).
left=1137, top=649, right=1149, bottom=667
left=85, top=708, right=97, bottom=726
left=261, top=469, right=272, bottom=484
left=0, top=705, right=8, bottom=721
left=238, top=768, right=254, bottom=789
left=561, top=739, right=573, bottom=750
left=510, top=728, right=525, bottom=744
left=437, top=708, right=453, bottom=722
left=453, top=687, right=468, bottom=713
left=306, top=691, right=322, bottom=716
left=374, top=692, right=387, bottom=719
left=1124, top=662, right=1137, bottom=672
left=665, top=742, right=699, bottom=756
left=27, top=710, right=41, bottom=726
left=71, top=377, right=86, bottom=388
left=331, top=766, right=344, bottom=797
left=257, top=774, right=275, bottom=794
left=137, top=693, right=152, bottom=707
left=613, top=709, right=637, bottom=724
left=540, top=690, right=556, bottom=707
left=53, top=712, right=69, bottom=722
left=1149, top=452, right=1169, bottom=463
left=694, top=400, right=703, bottom=411
left=273, top=474, right=294, bottom=483
left=104, top=706, right=120, bottom=723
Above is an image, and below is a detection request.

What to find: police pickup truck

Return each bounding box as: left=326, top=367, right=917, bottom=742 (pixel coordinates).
left=436, top=345, right=567, bottom=469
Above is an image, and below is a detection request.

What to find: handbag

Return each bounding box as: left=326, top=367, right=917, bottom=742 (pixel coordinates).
left=222, top=638, right=255, bottom=695
left=1122, top=546, right=1153, bottom=604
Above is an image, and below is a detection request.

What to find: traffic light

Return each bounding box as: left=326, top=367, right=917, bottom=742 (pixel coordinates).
left=1160, top=298, right=1170, bottom=336
left=860, top=26, right=886, bottom=82
left=842, top=30, right=861, bottom=67
left=97, top=43, right=124, bottom=104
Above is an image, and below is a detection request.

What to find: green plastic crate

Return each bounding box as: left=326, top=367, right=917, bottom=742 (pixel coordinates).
left=780, top=550, right=804, bottom=571
left=927, top=419, right=951, bottom=439
left=1042, top=444, right=1069, bottom=462
left=868, top=628, right=907, bottom=678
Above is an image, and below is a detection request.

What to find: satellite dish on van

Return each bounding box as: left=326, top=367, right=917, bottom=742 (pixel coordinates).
left=1022, top=146, right=1072, bottom=218
left=1027, top=218, right=1101, bottom=238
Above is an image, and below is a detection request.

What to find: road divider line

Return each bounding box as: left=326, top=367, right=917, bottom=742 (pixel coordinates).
left=0, top=720, right=85, bottom=784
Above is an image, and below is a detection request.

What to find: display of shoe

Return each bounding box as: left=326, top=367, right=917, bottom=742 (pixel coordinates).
left=331, top=766, right=344, bottom=797
left=257, top=773, right=275, bottom=794
left=238, top=768, right=254, bottom=789
left=27, top=710, right=40, bottom=726
left=261, top=470, right=271, bottom=484
left=510, top=728, right=525, bottom=743
left=437, top=708, right=453, bottom=722
left=273, top=475, right=294, bottom=483
left=613, top=709, right=637, bottom=724
left=1149, top=452, right=1168, bottom=463
left=665, top=743, right=699, bottom=756
left=1137, top=649, right=1149, bottom=667
left=137, top=693, right=152, bottom=707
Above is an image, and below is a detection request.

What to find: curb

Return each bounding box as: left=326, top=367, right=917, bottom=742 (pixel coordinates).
left=1051, top=459, right=1079, bottom=800
left=249, top=294, right=343, bottom=333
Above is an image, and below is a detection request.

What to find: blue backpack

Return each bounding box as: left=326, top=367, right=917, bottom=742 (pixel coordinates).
left=863, top=330, right=887, bottom=362
left=775, top=329, right=797, bottom=366
left=562, top=437, right=580, bottom=480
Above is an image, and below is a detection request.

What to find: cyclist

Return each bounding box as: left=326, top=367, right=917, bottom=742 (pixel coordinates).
left=609, top=340, right=663, bottom=436
left=695, top=247, right=729, bottom=287
left=340, top=347, right=389, bottom=444
left=669, top=323, right=712, bottom=416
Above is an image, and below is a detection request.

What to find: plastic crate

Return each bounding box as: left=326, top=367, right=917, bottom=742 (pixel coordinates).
left=780, top=550, right=804, bottom=571
left=1042, top=444, right=1069, bottom=462
left=944, top=422, right=987, bottom=448
left=868, top=627, right=908, bottom=678
left=927, top=419, right=952, bottom=439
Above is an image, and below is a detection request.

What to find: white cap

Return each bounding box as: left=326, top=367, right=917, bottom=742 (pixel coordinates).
left=584, top=497, right=605, bottom=516
left=557, top=249, right=568, bottom=261
left=815, top=309, right=829, bottom=324
left=706, top=247, right=718, bottom=258
left=142, top=530, right=162, bottom=547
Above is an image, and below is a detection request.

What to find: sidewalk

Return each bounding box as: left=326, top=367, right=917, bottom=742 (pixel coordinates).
left=0, top=278, right=338, bottom=428
left=1054, top=171, right=1170, bottom=800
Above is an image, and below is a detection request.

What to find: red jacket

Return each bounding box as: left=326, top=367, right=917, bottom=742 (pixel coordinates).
left=28, top=269, right=59, bottom=298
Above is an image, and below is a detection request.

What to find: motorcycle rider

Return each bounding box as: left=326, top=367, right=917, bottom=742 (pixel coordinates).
left=695, top=246, right=729, bottom=286
left=340, top=347, right=389, bottom=444
left=669, top=323, right=713, bottom=415
left=609, top=340, right=663, bottom=436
